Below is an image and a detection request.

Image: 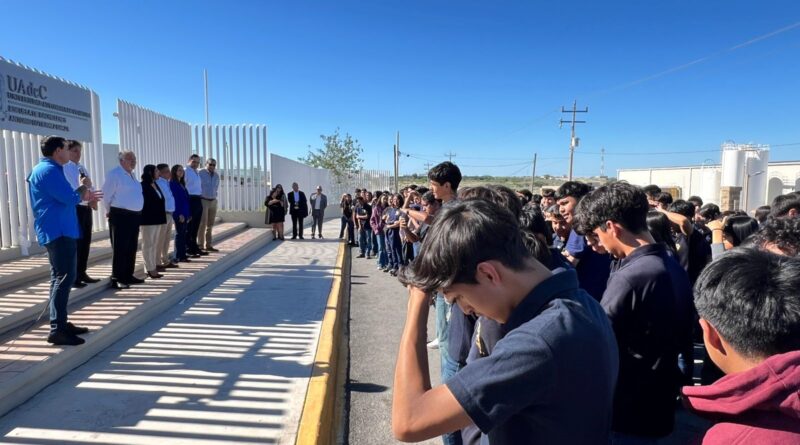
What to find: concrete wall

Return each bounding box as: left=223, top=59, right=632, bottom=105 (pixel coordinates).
left=220, top=207, right=343, bottom=228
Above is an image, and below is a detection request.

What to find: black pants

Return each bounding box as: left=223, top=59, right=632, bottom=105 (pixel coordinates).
left=76, top=205, right=93, bottom=281
left=109, top=207, right=141, bottom=283
left=291, top=214, right=304, bottom=238
left=187, top=195, right=203, bottom=253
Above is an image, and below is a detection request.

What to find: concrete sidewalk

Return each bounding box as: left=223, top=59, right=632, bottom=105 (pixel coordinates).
left=0, top=223, right=343, bottom=444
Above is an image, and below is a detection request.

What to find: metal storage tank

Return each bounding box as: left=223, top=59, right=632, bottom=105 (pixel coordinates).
left=743, top=145, right=770, bottom=212
left=700, top=167, right=721, bottom=205
left=720, top=142, right=745, bottom=187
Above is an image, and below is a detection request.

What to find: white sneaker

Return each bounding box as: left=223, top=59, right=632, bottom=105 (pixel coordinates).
left=426, top=338, right=439, bottom=350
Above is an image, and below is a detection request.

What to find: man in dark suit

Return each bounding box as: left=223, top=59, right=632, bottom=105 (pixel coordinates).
left=287, top=182, right=309, bottom=239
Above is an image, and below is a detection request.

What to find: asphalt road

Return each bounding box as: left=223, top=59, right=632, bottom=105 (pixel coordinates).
left=345, top=250, right=441, bottom=445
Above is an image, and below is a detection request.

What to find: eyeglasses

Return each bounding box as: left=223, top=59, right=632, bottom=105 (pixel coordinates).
left=209, top=164, right=216, bottom=167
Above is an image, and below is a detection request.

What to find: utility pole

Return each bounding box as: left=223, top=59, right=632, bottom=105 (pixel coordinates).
left=394, top=131, right=400, bottom=192
left=530, top=153, right=537, bottom=191
left=559, top=100, right=588, bottom=181
left=600, top=147, right=605, bottom=177
left=444, top=151, right=456, bottom=162
left=424, top=162, right=432, bottom=174
left=204, top=69, right=211, bottom=156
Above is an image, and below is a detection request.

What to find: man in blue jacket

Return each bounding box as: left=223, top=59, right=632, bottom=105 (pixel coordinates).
left=27, top=136, right=102, bottom=345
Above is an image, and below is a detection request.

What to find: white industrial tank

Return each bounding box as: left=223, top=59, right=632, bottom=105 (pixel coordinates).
left=743, top=146, right=770, bottom=212
left=720, top=142, right=745, bottom=187
left=700, top=168, right=721, bottom=205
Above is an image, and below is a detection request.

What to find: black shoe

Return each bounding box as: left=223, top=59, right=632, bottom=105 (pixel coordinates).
left=198, top=250, right=209, bottom=256
left=206, top=247, right=219, bottom=252
left=366, top=255, right=372, bottom=259
left=179, top=257, right=192, bottom=263
left=162, top=263, right=179, bottom=269
left=128, top=276, right=145, bottom=284
left=47, top=331, right=85, bottom=346
left=318, top=234, right=323, bottom=238
left=291, top=236, right=297, bottom=240
left=72, top=281, right=88, bottom=289
left=299, top=236, right=304, bottom=239
left=66, top=322, right=89, bottom=335
left=111, top=280, right=130, bottom=289
left=357, top=254, right=365, bottom=258
left=81, top=276, right=101, bottom=284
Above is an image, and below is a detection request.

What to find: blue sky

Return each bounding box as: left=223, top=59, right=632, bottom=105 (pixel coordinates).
left=2, top=1, right=799, bottom=177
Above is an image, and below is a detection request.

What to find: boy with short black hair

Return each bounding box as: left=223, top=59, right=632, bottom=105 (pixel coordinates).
left=747, top=217, right=800, bottom=256
left=683, top=249, right=800, bottom=444
left=770, top=193, right=800, bottom=219
left=576, top=181, right=694, bottom=443
left=392, top=199, right=618, bottom=444
left=556, top=181, right=611, bottom=300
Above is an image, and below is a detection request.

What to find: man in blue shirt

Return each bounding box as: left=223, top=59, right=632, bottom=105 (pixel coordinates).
left=392, top=200, right=618, bottom=444
left=575, top=181, right=693, bottom=444
left=27, top=136, right=102, bottom=346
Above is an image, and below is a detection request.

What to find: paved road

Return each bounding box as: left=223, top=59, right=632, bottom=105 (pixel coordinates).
left=0, top=223, right=342, bottom=445
left=346, top=251, right=441, bottom=445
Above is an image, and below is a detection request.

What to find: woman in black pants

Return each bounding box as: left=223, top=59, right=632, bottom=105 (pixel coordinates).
left=339, top=194, right=355, bottom=245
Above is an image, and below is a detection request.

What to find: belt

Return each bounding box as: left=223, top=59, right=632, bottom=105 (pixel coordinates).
left=110, top=207, right=141, bottom=215
left=201, top=197, right=217, bottom=201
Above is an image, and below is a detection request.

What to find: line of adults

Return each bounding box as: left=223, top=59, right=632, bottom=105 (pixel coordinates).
left=376, top=161, right=800, bottom=445
left=28, top=136, right=221, bottom=346
left=264, top=182, right=328, bottom=240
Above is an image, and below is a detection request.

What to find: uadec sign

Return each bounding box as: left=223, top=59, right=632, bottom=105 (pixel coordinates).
left=0, top=58, right=93, bottom=142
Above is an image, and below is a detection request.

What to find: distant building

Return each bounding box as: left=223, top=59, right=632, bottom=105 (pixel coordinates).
left=618, top=142, right=800, bottom=212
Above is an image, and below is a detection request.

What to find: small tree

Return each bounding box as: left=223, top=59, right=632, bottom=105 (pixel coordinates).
left=300, top=128, right=364, bottom=184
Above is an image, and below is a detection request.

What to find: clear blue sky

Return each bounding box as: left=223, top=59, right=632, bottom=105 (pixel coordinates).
left=3, top=1, right=799, bottom=177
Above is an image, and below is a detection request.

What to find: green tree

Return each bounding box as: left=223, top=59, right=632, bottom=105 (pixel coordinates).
left=300, top=128, right=364, bottom=184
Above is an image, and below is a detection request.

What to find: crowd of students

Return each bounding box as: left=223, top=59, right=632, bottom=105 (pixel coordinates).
left=28, top=136, right=221, bottom=346
left=350, top=160, right=800, bottom=445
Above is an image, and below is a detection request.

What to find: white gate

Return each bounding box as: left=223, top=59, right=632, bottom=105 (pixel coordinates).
left=192, top=124, right=268, bottom=212
left=116, top=100, right=192, bottom=177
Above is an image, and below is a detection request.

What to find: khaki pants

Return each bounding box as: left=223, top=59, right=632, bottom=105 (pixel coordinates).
left=141, top=225, right=161, bottom=274
left=157, top=214, right=173, bottom=265
left=199, top=198, right=218, bottom=250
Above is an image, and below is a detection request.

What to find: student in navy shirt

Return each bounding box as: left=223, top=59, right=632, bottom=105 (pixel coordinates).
left=392, top=200, right=618, bottom=445
left=556, top=181, right=612, bottom=300
left=27, top=136, right=101, bottom=346
left=575, top=182, right=693, bottom=443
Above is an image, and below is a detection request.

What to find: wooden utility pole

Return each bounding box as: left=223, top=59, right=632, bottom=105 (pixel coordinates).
left=560, top=100, right=588, bottom=181
left=530, top=153, right=537, bottom=190
left=444, top=151, right=456, bottom=162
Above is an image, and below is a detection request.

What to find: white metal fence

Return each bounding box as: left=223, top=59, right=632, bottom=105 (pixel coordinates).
left=192, top=124, right=268, bottom=212
left=117, top=100, right=192, bottom=177
left=0, top=93, right=106, bottom=251
left=330, top=169, right=393, bottom=199
left=269, top=154, right=331, bottom=203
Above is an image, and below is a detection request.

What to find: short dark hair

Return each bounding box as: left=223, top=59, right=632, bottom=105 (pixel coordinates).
left=687, top=196, right=704, bottom=208
left=748, top=217, right=800, bottom=256
left=656, top=192, right=673, bottom=206
left=647, top=211, right=677, bottom=255
left=67, top=140, right=82, bottom=150
left=416, top=186, right=429, bottom=195
left=427, top=161, right=462, bottom=191
left=694, top=248, right=800, bottom=358
left=555, top=181, right=590, bottom=201
left=541, top=188, right=555, bottom=198
left=141, top=164, right=157, bottom=184
left=520, top=229, right=552, bottom=266
left=754, top=205, right=771, bottom=224
left=519, top=206, right=552, bottom=245
left=421, top=191, right=438, bottom=205
left=574, top=181, right=649, bottom=235
left=189, top=154, right=200, bottom=161
left=770, top=194, right=800, bottom=218
left=397, top=200, right=530, bottom=293
left=157, top=163, right=170, bottom=171
left=643, top=184, right=662, bottom=198
left=698, top=203, right=721, bottom=221
left=668, top=199, right=695, bottom=220
left=531, top=194, right=542, bottom=205
left=723, top=216, right=759, bottom=247
left=458, top=185, right=523, bottom=220
left=40, top=136, right=66, bottom=157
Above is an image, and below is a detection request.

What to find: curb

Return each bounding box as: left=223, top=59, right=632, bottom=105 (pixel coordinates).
left=296, top=240, right=351, bottom=445
left=0, top=227, right=272, bottom=418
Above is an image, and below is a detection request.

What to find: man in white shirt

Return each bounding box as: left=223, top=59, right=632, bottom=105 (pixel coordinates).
left=198, top=158, right=220, bottom=251
left=102, top=150, right=144, bottom=289
left=184, top=154, right=206, bottom=256
left=64, top=140, right=101, bottom=288
left=309, top=185, right=328, bottom=239
left=156, top=164, right=177, bottom=269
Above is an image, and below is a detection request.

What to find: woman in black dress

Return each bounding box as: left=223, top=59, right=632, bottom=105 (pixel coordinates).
left=265, top=184, right=288, bottom=240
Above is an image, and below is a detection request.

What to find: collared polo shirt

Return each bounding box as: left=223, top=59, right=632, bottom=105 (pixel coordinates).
left=447, top=269, right=619, bottom=445
left=184, top=165, right=202, bottom=196
left=199, top=169, right=219, bottom=199
left=566, top=229, right=612, bottom=300
left=27, top=157, right=81, bottom=245
left=156, top=177, right=176, bottom=213
left=102, top=165, right=143, bottom=212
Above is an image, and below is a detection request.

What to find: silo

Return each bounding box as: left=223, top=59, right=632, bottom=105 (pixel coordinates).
left=700, top=167, right=721, bottom=205
left=743, top=145, right=770, bottom=212
left=720, top=142, right=745, bottom=187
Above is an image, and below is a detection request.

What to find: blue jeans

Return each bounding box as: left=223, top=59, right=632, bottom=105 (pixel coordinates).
left=387, top=228, right=403, bottom=270
left=45, top=236, right=77, bottom=334
left=371, top=232, right=378, bottom=256
left=436, top=295, right=463, bottom=445
left=173, top=217, right=188, bottom=260
left=358, top=228, right=371, bottom=255
left=375, top=232, right=388, bottom=268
